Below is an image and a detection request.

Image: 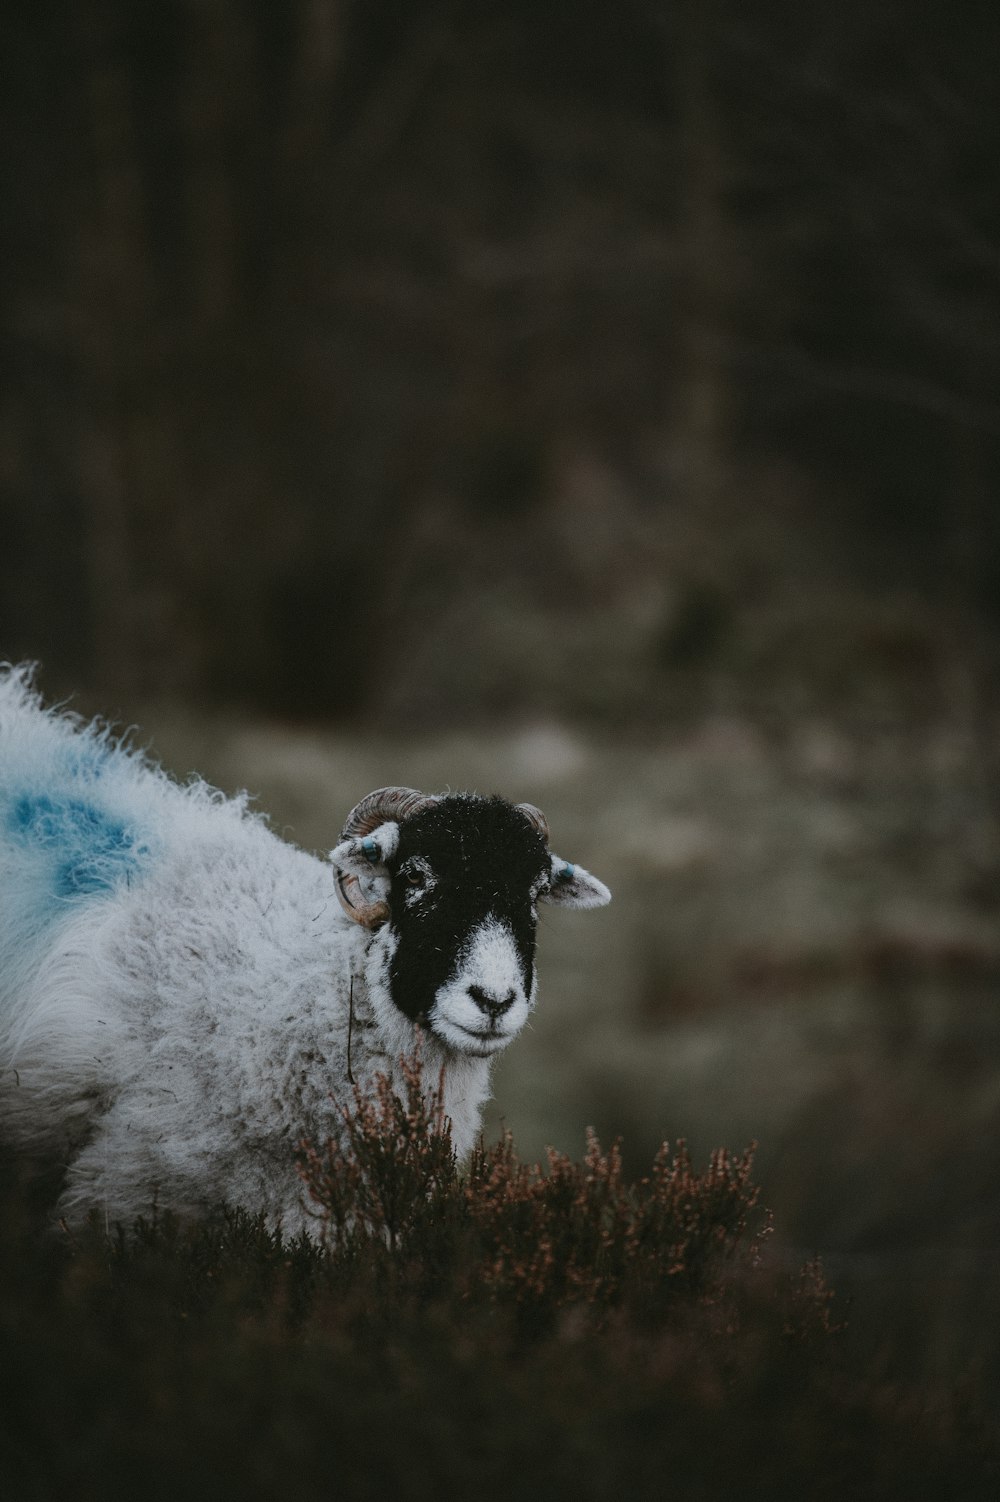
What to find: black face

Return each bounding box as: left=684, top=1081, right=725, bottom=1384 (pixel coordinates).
left=384, top=795, right=550, bottom=1027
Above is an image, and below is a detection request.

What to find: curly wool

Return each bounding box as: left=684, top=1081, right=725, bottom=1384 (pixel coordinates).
left=0, top=666, right=491, bottom=1233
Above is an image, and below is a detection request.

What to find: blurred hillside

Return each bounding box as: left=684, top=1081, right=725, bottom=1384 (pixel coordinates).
left=3, top=0, right=999, bottom=728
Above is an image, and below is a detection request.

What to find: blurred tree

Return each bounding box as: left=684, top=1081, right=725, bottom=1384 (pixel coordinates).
left=0, top=0, right=997, bottom=723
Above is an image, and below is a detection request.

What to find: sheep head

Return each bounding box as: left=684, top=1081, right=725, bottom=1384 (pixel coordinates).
left=330, top=786, right=610, bottom=1058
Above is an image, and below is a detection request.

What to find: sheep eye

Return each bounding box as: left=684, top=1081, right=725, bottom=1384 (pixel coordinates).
left=404, top=868, right=425, bottom=886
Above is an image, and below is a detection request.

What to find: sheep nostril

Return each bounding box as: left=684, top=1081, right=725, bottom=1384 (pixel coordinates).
left=468, top=985, right=516, bottom=1020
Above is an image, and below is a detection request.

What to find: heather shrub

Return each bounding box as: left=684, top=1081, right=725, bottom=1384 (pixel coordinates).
left=1, top=1054, right=996, bottom=1501
left=296, top=1049, right=784, bottom=1337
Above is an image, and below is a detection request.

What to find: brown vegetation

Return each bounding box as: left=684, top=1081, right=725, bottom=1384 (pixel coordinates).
left=2, top=1053, right=994, bottom=1500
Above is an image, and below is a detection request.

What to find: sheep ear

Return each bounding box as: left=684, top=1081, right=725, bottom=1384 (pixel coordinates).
left=541, top=854, right=611, bottom=909
left=329, top=820, right=399, bottom=876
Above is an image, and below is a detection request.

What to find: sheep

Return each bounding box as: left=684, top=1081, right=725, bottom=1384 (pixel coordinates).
left=0, top=664, right=611, bottom=1234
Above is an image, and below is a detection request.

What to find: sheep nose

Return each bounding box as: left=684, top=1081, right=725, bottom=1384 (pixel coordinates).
left=468, top=985, right=517, bottom=1021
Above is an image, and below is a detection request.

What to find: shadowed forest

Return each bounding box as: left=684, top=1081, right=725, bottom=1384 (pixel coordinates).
left=2, top=1, right=1000, bottom=1495
left=5, top=0, right=999, bottom=722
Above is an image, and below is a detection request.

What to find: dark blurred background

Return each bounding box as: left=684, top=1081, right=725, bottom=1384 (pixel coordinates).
left=5, top=0, right=1000, bottom=724
left=3, top=0, right=1000, bottom=1393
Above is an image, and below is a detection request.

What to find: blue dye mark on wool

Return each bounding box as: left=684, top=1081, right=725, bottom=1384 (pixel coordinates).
left=7, top=793, right=150, bottom=899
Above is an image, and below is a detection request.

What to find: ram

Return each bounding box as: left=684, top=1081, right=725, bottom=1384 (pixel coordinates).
left=0, top=665, right=610, bottom=1233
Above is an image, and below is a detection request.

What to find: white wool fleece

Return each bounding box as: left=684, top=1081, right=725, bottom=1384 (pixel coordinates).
left=0, top=667, right=492, bottom=1234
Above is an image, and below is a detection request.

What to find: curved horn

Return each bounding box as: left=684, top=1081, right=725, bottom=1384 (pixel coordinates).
left=516, top=802, right=550, bottom=845
left=334, top=870, right=390, bottom=931
left=340, top=786, right=439, bottom=840
left=335, top=786, right=440, bottom=929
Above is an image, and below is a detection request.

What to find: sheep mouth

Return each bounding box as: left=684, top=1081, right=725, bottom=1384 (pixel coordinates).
left=437, top=1021, right=517, bottom=1057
